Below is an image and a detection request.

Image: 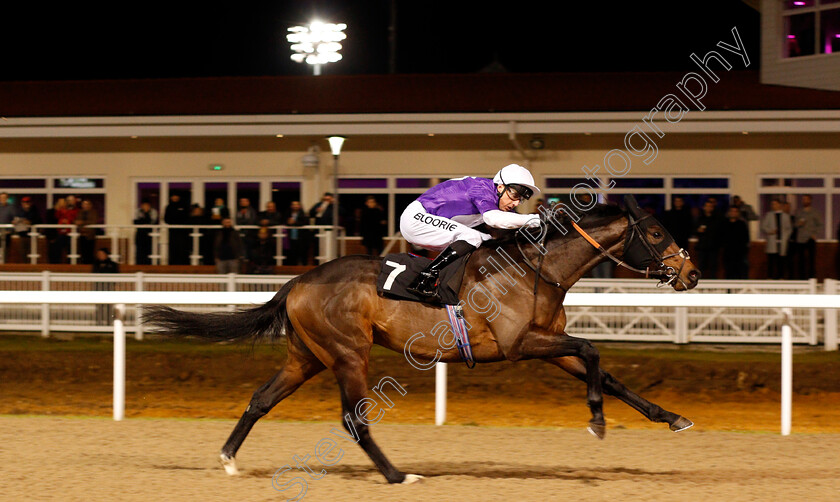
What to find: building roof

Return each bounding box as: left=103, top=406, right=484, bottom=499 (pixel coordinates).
left=1, top=70, right=839, bottom=118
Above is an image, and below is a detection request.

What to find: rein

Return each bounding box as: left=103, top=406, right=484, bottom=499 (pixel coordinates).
left=513, top=208, right=692, bottom=293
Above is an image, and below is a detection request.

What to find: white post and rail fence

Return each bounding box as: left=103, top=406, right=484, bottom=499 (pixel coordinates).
left=1, top=288, right=838, bottom=434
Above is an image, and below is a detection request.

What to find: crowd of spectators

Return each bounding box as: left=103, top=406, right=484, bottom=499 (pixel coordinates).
left=659, top=194, right=823, bottom=280
left=0, top=192, right=104, bottom=265
left=0, top=190, right=835, bottom=280
left=155, top=192, right=385, bottom=273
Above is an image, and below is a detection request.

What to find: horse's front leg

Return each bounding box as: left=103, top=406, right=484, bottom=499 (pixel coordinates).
left=508, top=326, right=606, bottom=438
left=546, top=356, right=693, bottom=432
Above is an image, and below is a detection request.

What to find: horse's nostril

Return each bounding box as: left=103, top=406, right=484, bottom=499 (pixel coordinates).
left=688, top=269, right=701, bottom=282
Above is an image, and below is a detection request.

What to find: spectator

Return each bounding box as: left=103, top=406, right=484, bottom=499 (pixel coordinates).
left=309, top=192, right=337, bottom=261
left=208, top=197, right=229, bottom=223
left=56, top=195, right=80, bottom=263
left=213, top=217, right=243, bottom=274
left=761, top=199, right=792, bottom=280
left=721, top=206, right=750, bottom=279
left=285, top=200, right=308, bottom=265
left=308, top=192, right=334, bottom=225
left=188, top=204, right=213, bottom=265
left=92, top=247, right=119, bottom=273
left=258, top=201, right=283, bottom=229
left=133, top=199, right=158, bottom=265
left=0, top=192, right=17, bottom=224
left=250, top=226, right=276, bottom=274
left=662, top=196, right=693, bottom=250
left=707, top=196, right=720, bottom=215
left=693, top=199, right=723, bottom=279
left=732, top=195, right=759, bottom=224
left=793, top=195, right=822, bottom=279
left=359, top=196, right=386, bottom=256
left=92, top=248, right=119, bottom=325
left=0, top=192, right=19, bottom=259
left=235, top=197, right=258, bottom=225
left=783, top=201, right=798, bottom=279
left=75, top=200, right=99, bottom=264
left=235, top=197, right=258, bottom=260
left=204, top=198, right=229, bottom=264
left=164, top=194, right=190, bottom=265
left=46, top=197, right=66, bottom=263
left=14, top=196, right=41, bottom=238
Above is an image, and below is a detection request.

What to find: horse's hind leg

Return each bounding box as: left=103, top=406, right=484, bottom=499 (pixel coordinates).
left=219, top=339, right=325, bottom=475
left=546, top=356, right=693, bottom=432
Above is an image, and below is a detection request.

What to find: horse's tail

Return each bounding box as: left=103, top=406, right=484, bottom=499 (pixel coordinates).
left=142, top=276, right=301, bottom=342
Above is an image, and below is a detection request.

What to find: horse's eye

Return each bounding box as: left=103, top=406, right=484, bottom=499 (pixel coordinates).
left=653, top=231, right=662, bottom=239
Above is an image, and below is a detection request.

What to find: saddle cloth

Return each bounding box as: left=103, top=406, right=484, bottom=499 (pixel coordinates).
left=376, top=252, right=470, bottom=306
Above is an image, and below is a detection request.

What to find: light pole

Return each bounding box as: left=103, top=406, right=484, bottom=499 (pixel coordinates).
left=327, top=136, right=346, bottom=260
left=287, top=21, right=346, bottom=75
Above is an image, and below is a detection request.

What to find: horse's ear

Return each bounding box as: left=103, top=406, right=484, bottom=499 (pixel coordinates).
left=623, top=194, right=644, bottom=219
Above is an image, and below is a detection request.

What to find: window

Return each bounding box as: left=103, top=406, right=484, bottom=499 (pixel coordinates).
left=821, top=7, right=840, bottom=53
left=543, top=176, right=730, bottom=219
left=782, top=0, right=840, bottom=57
left=758, top=175, right=835, bottom=239
left=271, top=182, right=302, bottom=213
left=0, top=176, right=107, bottom=224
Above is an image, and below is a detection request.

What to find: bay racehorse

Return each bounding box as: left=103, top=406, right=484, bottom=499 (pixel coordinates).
left=143, top=195, right=700, bottom=484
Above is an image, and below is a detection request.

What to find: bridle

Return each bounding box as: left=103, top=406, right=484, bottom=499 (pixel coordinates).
left=514, top=207, right=692, bottom=293
left=621, top=211, right=691, bottom=289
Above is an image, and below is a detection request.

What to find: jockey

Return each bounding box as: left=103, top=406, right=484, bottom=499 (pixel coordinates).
left=399, top=163, right=541, bottom=298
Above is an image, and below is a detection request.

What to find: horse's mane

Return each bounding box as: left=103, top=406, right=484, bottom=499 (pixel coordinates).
left=482, top=202, right=626, bottom=248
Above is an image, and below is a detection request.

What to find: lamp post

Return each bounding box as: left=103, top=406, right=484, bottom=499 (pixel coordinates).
left=327, top=136, right=346, bottom=260
left=287, top=21, right=346, bottom=76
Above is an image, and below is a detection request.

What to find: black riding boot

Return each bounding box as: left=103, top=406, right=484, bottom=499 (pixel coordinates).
left=407, top=241, right=476, bottom=298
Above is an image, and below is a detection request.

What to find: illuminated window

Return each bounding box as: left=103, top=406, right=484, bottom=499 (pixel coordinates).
left=782, top=0, right=840, bottom=57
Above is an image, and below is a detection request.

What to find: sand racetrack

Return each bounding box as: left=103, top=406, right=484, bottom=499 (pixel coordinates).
left=2, top=335, right=840, bottom=501
left=3, top=417, right=840, bottom=502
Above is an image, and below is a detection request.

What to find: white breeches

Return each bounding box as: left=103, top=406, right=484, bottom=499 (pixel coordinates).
left=399, top=201, right=491, bottom=251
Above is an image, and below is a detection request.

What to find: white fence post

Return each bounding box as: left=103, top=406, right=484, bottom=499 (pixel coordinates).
left=28, top=228, right=40, bottom=264
left=189, top=226, right=202, bottom=266
left=113, top=303, right=126, bottom=421
left=68, top=229, right=80, bottom=264
left=108, top=227, right=121, bottom=263
left=149, top=225, right=161, bottom=265
left=40, top=270, right=50, bottom=338
left=435, top=362, right=447, bottom=426
left=826, top=279, right=838, bottom=351
left=675, top=307, right=688, bottom=344
left=781, top=307, right=792, bottom=436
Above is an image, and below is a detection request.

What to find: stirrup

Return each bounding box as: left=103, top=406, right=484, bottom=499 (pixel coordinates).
left=407, top=272, right=438, bottom=297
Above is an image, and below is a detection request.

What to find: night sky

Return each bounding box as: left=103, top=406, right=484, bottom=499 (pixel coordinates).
left=0, top=1, right=760, bottom=81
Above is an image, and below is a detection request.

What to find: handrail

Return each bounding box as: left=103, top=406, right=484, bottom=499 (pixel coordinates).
left=2, top=223, right=358, bottom=266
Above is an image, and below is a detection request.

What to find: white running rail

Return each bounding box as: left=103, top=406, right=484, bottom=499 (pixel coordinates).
left=0, top=287, right=838, bottom=434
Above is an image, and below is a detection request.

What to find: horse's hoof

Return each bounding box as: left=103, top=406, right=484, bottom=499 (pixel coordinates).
left=402, top=474, right=425, bottom=484
left=670, top=416, right=694, bottom=432
left=587, top=422, right=606, bottom=440
left=220, top=453, right=239, bottom=475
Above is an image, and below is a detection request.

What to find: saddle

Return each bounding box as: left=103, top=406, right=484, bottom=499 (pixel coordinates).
left=376, top=252, right=471, bottom=306
left=376, top=251, right=476, bottom=368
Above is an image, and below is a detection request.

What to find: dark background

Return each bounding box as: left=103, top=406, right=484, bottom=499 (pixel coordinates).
left=0, top=1, right=760, bottom=80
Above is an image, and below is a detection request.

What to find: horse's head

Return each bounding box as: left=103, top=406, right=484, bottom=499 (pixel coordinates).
left=619, top=195, right=700, bottom=291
